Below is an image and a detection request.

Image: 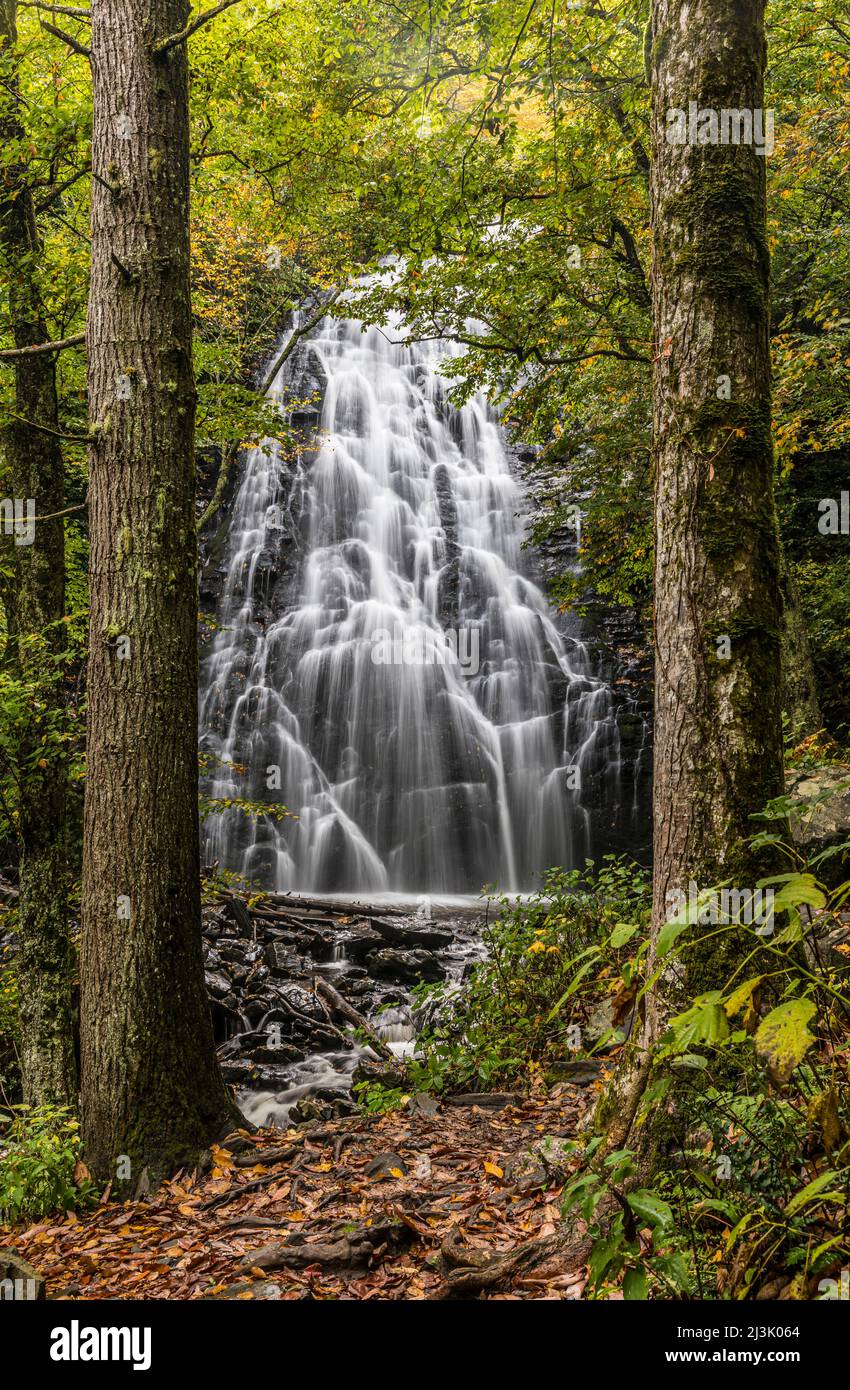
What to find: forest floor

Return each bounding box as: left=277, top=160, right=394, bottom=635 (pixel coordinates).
left=8, top=1086, right=594, bottom=1301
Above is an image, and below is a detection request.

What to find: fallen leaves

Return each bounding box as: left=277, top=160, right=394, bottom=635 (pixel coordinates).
left=4, top=1089, right=590, bottom=1301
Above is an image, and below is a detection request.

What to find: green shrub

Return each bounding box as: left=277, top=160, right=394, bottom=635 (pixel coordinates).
left=0, top=1105, right=98, bottom=1225
left=407, top=856, right=651, bottom=1095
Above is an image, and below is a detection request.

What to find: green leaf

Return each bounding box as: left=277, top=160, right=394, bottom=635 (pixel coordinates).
left=754, top=998, right=817, bottom=1082
left=588, top=1235, right=622, bottom=1286
left=785, top=1170, right=841, bottom=1217
left=668, top=992, right=729, bottom=1049
left=656, top=914, right=689, bottom=958
left=670, top=1052, right=709, bottom=1069
left=769, top=874, right=827, bottom=913
left=609, top=921, right=639, bottom=949
left=627, top=1188, right=673, bottom=1230
left=623, top=1266, right=648, bottom=1300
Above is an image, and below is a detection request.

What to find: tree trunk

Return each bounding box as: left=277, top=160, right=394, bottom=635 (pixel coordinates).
left=81, top=0, right=236, bottom=1187
left=648, top=0, right=783, bottom=1001
left=0, top=0, right=76, bottom=1108
left=599, top=0, right=785, bottom=1149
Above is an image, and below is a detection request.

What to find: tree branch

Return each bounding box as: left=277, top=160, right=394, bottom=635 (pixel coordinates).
left=7, top=412, right=91, bottom=443
left=259, top=296, right=337, bottom=396
left=196, top=439, right=240, bottom=534
left=35, top=166, right=91, bottom=214
left=153, top=0, right=243, bottom=58
left=21, top=3, right=90, bottom=17
left=40, top=20, right=91, bottom=58
left=32, top=500, right=87, bottom=522
left=0, top=331, right=85, bottom=362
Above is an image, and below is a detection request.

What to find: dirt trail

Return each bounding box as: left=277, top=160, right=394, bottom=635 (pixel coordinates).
left=7, top=1088, right=593, bottom=1301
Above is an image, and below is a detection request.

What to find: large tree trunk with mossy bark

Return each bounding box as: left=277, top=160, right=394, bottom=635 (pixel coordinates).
left=601, top=0, right=784, bottom=1146
left=80, top=0, right=237, bottom=1188
left=0, top=0, right=76, bottom=1109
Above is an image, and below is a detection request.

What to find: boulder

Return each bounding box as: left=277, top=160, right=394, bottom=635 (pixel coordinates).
left=787, top=765, right=850, bottom=884
left=366, top=947, right=446, bottom=984
left=370, top=916, right=453, bottom=950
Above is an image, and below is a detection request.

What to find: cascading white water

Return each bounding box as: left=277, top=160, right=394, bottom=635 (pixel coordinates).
left=199, top=310, right=627, bottom=894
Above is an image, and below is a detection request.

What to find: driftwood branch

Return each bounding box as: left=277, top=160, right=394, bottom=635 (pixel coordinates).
left=153, top=0, right=244, bottom=58
left=0, top=332, right=85, bottom=362
left=314, top=977, right=395, bottom=1062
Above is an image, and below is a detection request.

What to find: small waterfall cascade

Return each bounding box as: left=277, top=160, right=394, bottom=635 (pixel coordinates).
left=199, top=311, right=635, bottom=894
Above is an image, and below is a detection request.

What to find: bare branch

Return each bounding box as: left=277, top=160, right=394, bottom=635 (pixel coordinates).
left=32, top=500, right=87, bottom=522
left=20, top=3, right=90, bottom=17
left=153, top=0, right=243, bottom=58
left=0, top=331, right=85, bottom=362
left=259, top=297, right=338, bottom=396
left=7, top=412, right=91, bottom=443
left=35, top=166, right=91, bottom=214
left=40, top=20, right=91, bottom=58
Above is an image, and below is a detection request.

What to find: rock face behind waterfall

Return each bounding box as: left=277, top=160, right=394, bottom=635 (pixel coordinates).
left=199, top=310, right=649, bottom=894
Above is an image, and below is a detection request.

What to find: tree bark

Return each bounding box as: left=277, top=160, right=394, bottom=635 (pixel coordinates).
left=0, top=0, right=76, bottom=1108
left=80, top=0, right=236, bottom=1186
left=647, top=0, right=783, bottom=1007
left=598, top=0, right=785, bottom=1153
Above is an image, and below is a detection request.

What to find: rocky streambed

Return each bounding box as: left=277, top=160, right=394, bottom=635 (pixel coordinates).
left=203, top=892, right=487, bottom=1127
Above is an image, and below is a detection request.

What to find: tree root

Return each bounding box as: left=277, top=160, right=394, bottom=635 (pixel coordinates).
left=433, top=1225, right=591, bottom=1299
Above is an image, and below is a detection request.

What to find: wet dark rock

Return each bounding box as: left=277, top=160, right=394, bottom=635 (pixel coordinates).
left=338, top=923, right=384, bottom=960
left=280, top=984, right=329, bottom=1022
left=364, top=1151, right=408, bottom=1179
left=205, top=970, right=232, bottom=999
left=264, top=941, right=302, bottom=975
left=353, top=1058, right=408, bottom=1090
left=366, top=947, right=446, bottom=984
left=544, top=1059, right=603, bottom=1087
left=219, top=943, right=250, bottom=966
left=370, top=916, right=453, bottom=950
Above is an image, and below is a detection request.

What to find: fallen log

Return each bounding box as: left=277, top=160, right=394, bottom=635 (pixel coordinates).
left=266, top=891, right=407, bottom=918
left=314, top=977, right=395, bottom=1061
left=443, top=1092, right=522, bottom=1109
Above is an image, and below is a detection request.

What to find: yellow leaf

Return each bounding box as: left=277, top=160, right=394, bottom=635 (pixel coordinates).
left=484, top=1162, right=503, bottom=1178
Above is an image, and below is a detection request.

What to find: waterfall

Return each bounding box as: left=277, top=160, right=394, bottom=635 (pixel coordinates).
left=199, top=310, right=632, bottom=895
